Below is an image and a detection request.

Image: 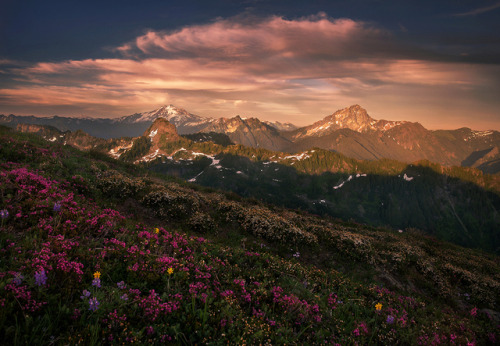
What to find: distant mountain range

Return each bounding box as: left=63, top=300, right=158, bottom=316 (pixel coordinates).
left=2, top=104, right=499, bottom=173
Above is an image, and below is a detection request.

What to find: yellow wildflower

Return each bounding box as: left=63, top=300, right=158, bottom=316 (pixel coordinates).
left=167, top=267, right=174, bottom=275
left=375, top=303, right=382, bottom=311
left=154, top=228, right=159, bottom=234
left=93, top=271, right=101, bottom=279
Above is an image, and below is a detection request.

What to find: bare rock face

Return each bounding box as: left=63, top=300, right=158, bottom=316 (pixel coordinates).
left=289, top=105, right=375, bottom=140
left=201, top=116, right=293, bottom=151
left=143, top=118, right=181, bottom=144
left=264, top=121, right=298, bottom=132
left=290, top=105, right=412, bottom=141
left=16, top=123, right=62, bottom=136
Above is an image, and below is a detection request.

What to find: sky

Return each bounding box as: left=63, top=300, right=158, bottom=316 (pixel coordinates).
left=1, top=0, right=499, bottom=130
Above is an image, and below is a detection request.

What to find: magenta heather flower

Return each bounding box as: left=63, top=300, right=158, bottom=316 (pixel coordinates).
left=88, top=297, right=99, bottom=311
left=72, top=308, right=81, bottom=320
left=470, top=307, right=478, bottom=317
left=328, top=293, right=338, bottom=309
left=253, top=308, right=265, bottom=318
left=34, top=270, right=47, bottom=286
left=353, top=322, right=368, bottom=336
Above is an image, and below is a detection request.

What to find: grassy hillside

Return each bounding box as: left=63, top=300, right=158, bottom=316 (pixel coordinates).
left=0, top=126, right=499, bottom=344
left=141, top=139, right=500, bottom=254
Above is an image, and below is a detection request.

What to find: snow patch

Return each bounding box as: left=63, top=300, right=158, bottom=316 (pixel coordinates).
left=403, top=173, right=413, bottom=181
left=188, top=170, right=204, bottom=182
left=333, top=174, right=363, bottom=190
left=139, top=149, right=160, bottom=163
left=465, top=130, right=493, bottom=141
left=283, top=152, right=311, bottom=160
left=333, top=182, right=345, bottom=190
left=109, top=148, right=121, bottom=159
left=149, top=129, right=158, bottom=138
left=191, top=151, right=209, bottom=156
left=306, top=122, right=333, bottom=136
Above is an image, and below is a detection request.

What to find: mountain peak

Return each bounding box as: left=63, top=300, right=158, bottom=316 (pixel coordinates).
left=146, top=104, right=191, bottom=119
left=331, top=105, right=373, bottom=124
left=119, top=105, right=214, bottom=134
left=293, top=105, right=375, bottom=138
left=143, top=118, right=180, bottom=143
left=155, top=104, right=184, bottom=113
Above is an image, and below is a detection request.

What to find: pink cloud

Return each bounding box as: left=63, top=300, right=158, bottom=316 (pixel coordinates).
left=121, top=14, right=388, bottom=62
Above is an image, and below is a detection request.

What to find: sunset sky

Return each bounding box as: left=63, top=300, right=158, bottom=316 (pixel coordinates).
left=1, top=0, right=499, bottom=129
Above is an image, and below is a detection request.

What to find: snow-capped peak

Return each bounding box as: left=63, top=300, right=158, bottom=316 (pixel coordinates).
left=117, top=105, right=216, bottom=134
left=135, top=105, right=197, bottom=124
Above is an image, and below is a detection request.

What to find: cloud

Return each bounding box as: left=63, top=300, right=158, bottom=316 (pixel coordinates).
left=118, top=14, right=399, bottom=62
left=452, top=2, right=500, bottom=17
left=1, top=14, right=500, bottom=129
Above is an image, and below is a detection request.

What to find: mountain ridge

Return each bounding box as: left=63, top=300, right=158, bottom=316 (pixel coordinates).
left=2, top=104, right=499, bottom=173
